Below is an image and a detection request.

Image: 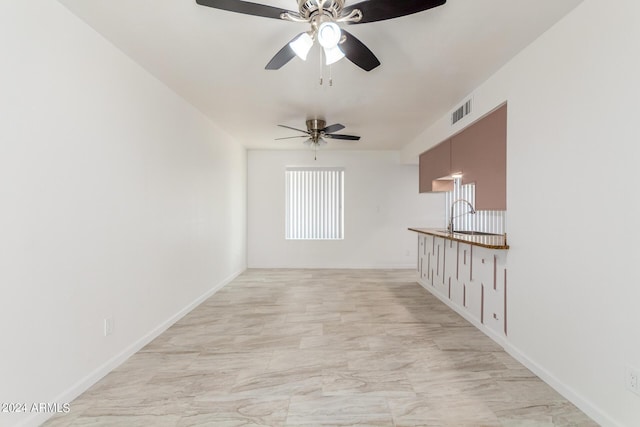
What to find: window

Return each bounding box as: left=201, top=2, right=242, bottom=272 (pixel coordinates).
left=285, top=167, right=344, bottom=240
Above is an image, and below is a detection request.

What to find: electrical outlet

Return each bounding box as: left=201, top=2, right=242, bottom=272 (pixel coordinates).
left=625, top=365, right=639, bottom=395
left=103, top=317, right=114, bottom=337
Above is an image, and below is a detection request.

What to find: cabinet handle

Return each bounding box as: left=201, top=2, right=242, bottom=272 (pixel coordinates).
left=456, top=242, right=460, bottom=280
left=463, top=284, right=466, bottom=307
left=480, top=284, right=484, bottom=324
left=442, top=243, right=446, bottom=285
left=470, top=246, right=474, bottom=282
left=504, top=268, right=508, bottom=336
left=493, top=255, right=497, bottom=290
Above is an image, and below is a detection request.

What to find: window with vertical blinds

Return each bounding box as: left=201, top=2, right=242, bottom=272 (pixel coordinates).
left=285, top=167, right=344, bottom=240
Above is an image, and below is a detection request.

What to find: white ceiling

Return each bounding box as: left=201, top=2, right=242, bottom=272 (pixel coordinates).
left=57, top=0, right=582, bottom=151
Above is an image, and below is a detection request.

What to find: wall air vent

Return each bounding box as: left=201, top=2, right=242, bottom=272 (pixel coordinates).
left=451, top=98, right=472, bottom=125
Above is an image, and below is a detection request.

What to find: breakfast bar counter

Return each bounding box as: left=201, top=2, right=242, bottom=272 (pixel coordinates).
left=408, top=227, right=509, bottom=250
left=409, top=227, right=509, bottom=338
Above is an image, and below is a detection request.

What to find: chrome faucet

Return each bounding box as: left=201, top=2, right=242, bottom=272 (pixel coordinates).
left=448, top=199, right=476, bottom=234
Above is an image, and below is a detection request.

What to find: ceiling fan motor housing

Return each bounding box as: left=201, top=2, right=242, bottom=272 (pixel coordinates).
left=298, top=0, right=344, bottom=20
left=306, top=119, right=326, bottom=132
left=306, top=119, right=326, bottom=141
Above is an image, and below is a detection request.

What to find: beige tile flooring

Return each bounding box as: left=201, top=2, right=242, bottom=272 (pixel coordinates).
left=45, top=269, right=597, bottom=426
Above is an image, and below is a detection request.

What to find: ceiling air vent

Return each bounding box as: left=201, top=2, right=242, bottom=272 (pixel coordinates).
left=451, top=98, right=472, bottom=125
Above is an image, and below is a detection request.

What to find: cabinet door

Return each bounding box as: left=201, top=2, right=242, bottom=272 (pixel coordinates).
left=418, top=235, right=428, bottom=282
left=465, top=279, right=483, bottom=322
left=431, top=237, right=448, bottom=296
left=450, top=105, right=507, bottom=210
left=458, top=244, right=481, bottom=322
left=442, top=239, right=458, bottom=300
left=472, top=246, right=495, bottom=326
left=482, top=251, right=508, bottom=336
left=419, top=140, right=453, bottom=193
left=450, top=242, right=468, bottom=309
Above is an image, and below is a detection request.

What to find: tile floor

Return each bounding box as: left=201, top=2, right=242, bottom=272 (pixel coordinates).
left=44, top=269, right=598, bottom=426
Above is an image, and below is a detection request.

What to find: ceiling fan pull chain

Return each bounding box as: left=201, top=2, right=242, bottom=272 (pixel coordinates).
left=329, top=65, right=333, bottom=87
left=319, top=47, right=323, bottom=85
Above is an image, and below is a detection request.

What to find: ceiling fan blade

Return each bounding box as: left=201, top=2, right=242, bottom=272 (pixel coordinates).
left=195, top=0, right=294, bottom=20
left=266, top=34, right=305, bottom=70
left=340, top=30, right=380, bottom=71
left=322, top=123, right=345, bottom=133
left=275, top=135, right=311, bottom=140
left=324, top=134, right=361, bottom=141
left=277, top=124, right=309, bottom=134
left=343, top=0, right=446, bottom=24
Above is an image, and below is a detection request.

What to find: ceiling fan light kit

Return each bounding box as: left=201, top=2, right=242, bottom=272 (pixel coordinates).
left=323, top=45, right=345, bottom=65
left=195, top=0, right=447, bottom=156
left=289, top=32, right=314, bottom=60
left=317, top=22, right=341, bottom=48
left=195, top=0, right=446, bottom=71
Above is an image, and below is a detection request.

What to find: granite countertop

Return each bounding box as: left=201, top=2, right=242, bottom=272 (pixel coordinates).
left=408, top=227, right=509, bottom=250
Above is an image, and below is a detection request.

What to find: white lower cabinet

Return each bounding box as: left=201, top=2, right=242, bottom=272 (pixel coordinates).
left=480, top=249, right=508, bottom=337
left=416, top=235, right=508, bottom=338
left=451, top=242, right=471, bottom=309
left=417, top=234, right=428, bottom=281
left=432, top=237, right=448, bottom=297
left=418, top=234, right=433, bottom=285
left=442, top=239, right=458, bottom=300
left=465, top=275, right=483, bottom=323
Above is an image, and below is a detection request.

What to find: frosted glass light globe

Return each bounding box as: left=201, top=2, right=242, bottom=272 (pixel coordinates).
left=317, top=22, right=341, bottom=49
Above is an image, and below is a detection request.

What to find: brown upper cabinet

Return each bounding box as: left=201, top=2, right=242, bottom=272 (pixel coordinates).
left=419, top=139, right=453, bottom=193
left=419, top=104, right=507, bottom=210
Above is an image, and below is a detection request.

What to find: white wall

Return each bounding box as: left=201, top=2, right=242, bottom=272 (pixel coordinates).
left=401, top=1, right=640, bottom=426
left=248, top=150, right=443, bottom=268
left=0, top=2, right=246, bottom=426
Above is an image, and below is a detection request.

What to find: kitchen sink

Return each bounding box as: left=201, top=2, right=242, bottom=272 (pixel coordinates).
left=453, top=230, right=501, bottom=236
left=434, top=229, right=501, bottom=236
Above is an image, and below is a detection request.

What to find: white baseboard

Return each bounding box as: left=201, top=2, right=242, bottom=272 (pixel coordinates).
left=19, top=268, right=245, bottom=427
left=502, top=342, right=620, bottom=427
left=247, top=264, right=417, bottom=269
left=417, top=278, right=620, bottom=427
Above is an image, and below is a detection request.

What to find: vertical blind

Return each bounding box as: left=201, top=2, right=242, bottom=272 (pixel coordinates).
left=285, top=167, right=344, bottom=240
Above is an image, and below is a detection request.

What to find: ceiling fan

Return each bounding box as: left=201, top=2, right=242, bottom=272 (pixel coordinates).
left=195, top=0, right=446, bottom=71
left=277, top=119, right=360, bottom=144
left=276, top=119, right=360, bottom=158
